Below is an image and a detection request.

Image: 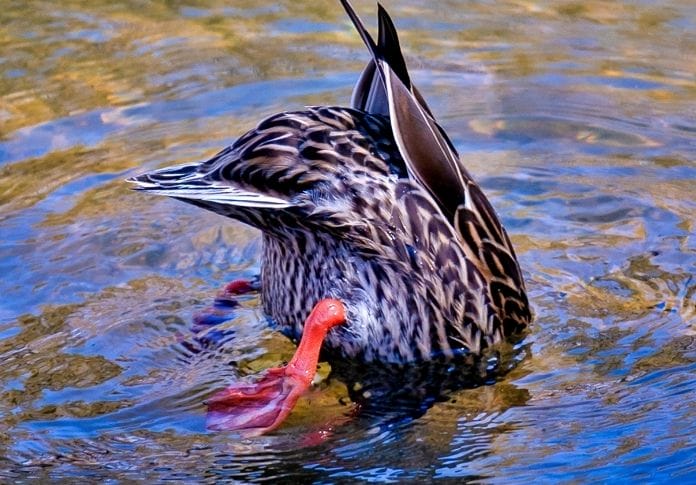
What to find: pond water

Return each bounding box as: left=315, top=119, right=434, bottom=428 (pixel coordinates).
left=1, top=0, right=695, bottom=481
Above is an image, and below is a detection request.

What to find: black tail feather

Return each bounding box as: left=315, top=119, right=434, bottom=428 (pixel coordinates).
left=377, top=3, right=410, bottom=89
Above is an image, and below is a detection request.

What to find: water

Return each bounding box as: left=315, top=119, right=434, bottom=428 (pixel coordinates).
left=1, top=0, right=695, bottom=481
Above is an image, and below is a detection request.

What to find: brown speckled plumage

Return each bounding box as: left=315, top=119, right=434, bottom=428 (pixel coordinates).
left=129, top=1, right=531, bottom=364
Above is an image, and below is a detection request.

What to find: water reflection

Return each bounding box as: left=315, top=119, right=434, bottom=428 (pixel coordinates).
left=1, top=0, right=695, bottom=481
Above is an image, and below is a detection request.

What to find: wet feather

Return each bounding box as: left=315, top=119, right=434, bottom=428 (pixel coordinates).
left=128, top=1, right=531, bottom=363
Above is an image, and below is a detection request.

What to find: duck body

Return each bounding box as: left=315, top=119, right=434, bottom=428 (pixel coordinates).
left=130, top=2, right=531, bottom=365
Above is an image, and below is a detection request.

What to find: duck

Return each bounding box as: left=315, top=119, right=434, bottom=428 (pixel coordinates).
left=128, top=0, right=531, bottom=435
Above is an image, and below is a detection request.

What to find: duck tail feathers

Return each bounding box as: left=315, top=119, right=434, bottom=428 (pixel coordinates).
left=127, top=163, right=291, bottom=209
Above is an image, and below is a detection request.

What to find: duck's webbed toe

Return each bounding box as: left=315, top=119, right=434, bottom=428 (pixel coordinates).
left=206, top=299, right=347, bottom=435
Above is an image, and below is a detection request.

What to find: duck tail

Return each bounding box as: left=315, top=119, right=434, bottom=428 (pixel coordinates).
left=127, top=158, right=291, bottom=210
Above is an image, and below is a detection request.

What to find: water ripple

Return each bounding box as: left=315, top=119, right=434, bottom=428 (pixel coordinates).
left=1, top=0, right=695, bottom=482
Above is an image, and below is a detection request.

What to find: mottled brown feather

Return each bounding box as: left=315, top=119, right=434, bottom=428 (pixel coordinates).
left=128, top=1, right=531, bottom=364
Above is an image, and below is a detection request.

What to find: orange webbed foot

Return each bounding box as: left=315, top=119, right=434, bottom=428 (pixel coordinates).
left=206, top=298, right=346, bottom=435
left=206, top=367, right=308, bottom=435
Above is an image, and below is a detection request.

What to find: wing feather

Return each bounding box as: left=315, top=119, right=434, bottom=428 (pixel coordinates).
left=341, top=0, right=470, bottom=222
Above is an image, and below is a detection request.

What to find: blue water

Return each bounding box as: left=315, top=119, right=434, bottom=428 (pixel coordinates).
left=0, top=0, right=694, bottom=481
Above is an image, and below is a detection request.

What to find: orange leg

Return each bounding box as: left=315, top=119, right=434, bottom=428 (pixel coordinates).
left=220, top=278, right=260, bottom=297
left=192, top=277, right=260, bottom=331
left=206, top=298, right=347, bottom=435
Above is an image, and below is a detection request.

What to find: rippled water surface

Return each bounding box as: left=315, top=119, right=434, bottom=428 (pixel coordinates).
left=1, top=0, right=695, bottom=481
